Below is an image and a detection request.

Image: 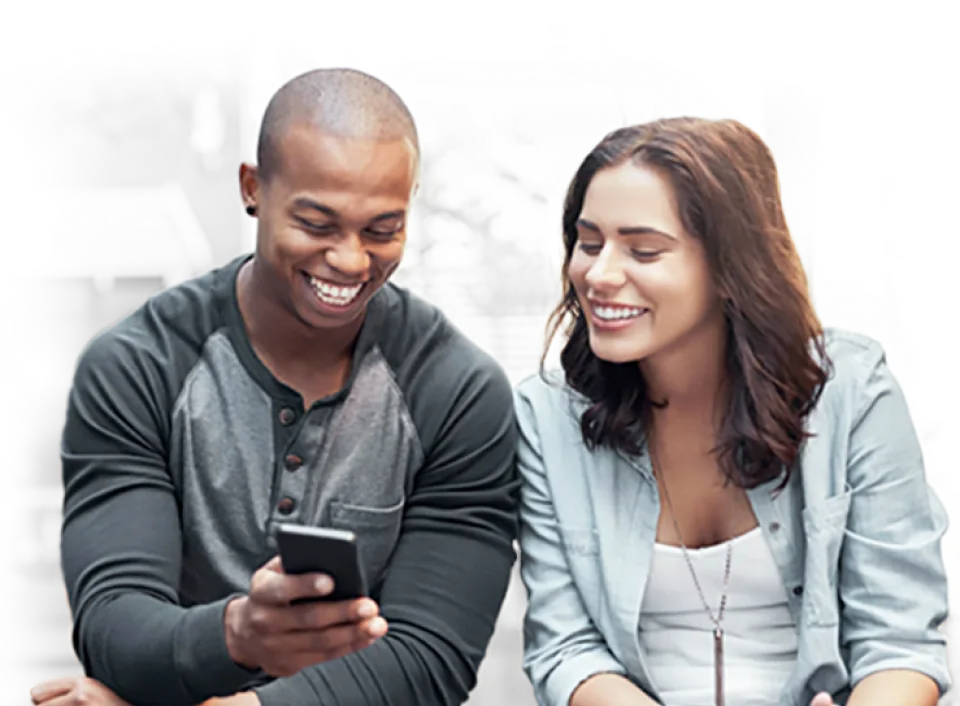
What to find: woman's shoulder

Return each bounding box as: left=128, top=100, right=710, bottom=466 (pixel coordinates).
left=821, top=327, right=885, bottom=367
left=513, top=371, right=593, bottom=440
left=808, top=327, right=910, bottom=446
left=515, top=370, right=588, bottom=413
left=818, top=327, right=889, bottom=400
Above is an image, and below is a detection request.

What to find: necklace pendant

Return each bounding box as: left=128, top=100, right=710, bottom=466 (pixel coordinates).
left=714, top=626, right=724, bottom=706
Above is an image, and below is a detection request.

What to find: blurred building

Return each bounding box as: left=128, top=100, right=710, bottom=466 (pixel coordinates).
left=6, top=49, right=247, bottom=706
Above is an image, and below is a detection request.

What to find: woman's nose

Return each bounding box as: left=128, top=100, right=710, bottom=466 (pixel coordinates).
left=583, top=246, right=626, bottom=292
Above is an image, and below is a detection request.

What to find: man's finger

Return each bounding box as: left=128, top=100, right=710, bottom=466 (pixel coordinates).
left=810, top=692, right=835, bottom=706
left=250, top=597, right=381, bottom=635
left=251, top=567, right=334, bottom=605
left=292, top=598, right=380, bottom=630
left=299, top=635, right=380, bottom=665
left=32, top=697, right=73, bottom=706
left=269, top=616, right=387, bottom=654
left=30, top=677, right=80, bottom=703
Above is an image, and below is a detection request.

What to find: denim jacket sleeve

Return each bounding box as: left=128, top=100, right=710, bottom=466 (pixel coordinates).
left=515, top=386, right=628, bottom=706
left=839, top=344, right=950, bottom=693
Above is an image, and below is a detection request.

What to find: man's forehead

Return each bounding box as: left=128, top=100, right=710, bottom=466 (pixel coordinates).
left=274, top=122, right=417, bottom=168
left=280, top=114, right=415, bottom=149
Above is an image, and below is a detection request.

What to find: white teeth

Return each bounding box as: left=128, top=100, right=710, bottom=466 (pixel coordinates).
left=309, top=276, right=363, bottom=306
left=594, top=305, right=645, bottom=321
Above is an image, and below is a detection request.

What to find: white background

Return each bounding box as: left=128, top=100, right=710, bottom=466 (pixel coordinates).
left=0, top=8, right=960, bottom=540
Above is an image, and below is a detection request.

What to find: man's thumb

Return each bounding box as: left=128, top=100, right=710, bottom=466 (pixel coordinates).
left=263, top=554, right=284, bottom=572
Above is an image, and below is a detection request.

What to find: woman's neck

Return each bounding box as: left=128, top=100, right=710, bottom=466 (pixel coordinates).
left=640, top=315, right=729, bottom=426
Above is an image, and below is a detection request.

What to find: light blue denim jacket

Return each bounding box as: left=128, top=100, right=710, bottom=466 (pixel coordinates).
left=516, top=329, right=950, bottom=706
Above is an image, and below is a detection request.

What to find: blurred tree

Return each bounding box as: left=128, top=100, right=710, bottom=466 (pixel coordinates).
left=414, top=137, right=556, bottom=319
left=412, top=133, right=559, bottom=318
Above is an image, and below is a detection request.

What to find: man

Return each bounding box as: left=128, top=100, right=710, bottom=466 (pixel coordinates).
left=31, top=68, right=519, bottom=706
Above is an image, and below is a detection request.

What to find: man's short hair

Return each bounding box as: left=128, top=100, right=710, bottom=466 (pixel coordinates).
left=256, top=67, right=420, bottom=182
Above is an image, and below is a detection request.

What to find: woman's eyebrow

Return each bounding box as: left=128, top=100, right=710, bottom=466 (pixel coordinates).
left=577, top=218, right=677, bottom=241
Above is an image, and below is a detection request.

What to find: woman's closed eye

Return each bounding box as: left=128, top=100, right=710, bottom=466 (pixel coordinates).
left=576, top=241, right=663, bottom=261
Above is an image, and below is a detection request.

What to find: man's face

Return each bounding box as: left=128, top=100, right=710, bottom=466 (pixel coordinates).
left=243, top=123, right=418, bottom=331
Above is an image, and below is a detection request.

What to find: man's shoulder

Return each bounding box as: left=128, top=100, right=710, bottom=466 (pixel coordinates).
left=374, top=282, right=508, bottom=384
left=76, top=259, right=241, bottom=383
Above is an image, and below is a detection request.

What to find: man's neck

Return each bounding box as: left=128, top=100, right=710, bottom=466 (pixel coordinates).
left=236, top=259, right=362, bottom=370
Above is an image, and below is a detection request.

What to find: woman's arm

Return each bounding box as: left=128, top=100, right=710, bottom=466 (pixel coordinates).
left=846, top=669, right=939, bottom=706
left=837, top=344, right=950, bottom=695
left=570, top=673, right=658, bottom=706
left=515, top=386, right=632, bottom=706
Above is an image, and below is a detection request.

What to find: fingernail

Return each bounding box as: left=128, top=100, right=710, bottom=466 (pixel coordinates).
left=368, top=617, right=388, bottom=636
left=315, top=575, right=333, bottom=593
left=357, top=601, right=377, bottom=618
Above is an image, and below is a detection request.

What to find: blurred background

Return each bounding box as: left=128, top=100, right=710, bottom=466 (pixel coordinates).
left=1, top=1, right=957, bottom=703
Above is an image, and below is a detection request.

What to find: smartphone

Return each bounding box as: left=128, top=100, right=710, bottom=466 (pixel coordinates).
left=275, top=523, right=368, bottom=602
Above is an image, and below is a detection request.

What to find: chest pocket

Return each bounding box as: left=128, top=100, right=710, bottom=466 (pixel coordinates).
left=560, top=525, right=605, bottom=619
left=801, top=490, right=851, bottom=627
left=329, top=499, right=405, bottom=595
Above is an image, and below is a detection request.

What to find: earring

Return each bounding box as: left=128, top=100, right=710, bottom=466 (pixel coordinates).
left=245, top=205, right=257, bottom=216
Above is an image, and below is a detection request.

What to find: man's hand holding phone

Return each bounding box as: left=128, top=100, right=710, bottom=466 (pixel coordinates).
left=224, top=555, right=387, bottom=677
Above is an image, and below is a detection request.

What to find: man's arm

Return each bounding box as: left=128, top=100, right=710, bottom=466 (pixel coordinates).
left=252, top=354, right=520, bottom=706
left=61, top=334, right=257, bottom=705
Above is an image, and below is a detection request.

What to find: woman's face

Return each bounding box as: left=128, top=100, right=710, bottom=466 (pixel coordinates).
left=568, top=160, right=724, bottom=365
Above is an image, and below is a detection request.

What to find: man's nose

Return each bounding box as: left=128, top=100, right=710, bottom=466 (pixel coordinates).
left=326, top=233, right=370, bottom=276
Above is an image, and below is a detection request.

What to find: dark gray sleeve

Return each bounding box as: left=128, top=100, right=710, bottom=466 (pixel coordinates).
left=61, top=334, right=256, bottom=706
left=254, top=352, right=520, bottom=706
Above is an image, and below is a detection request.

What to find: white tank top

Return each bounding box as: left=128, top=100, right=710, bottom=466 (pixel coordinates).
left=639, top=527, right=798, bottom=706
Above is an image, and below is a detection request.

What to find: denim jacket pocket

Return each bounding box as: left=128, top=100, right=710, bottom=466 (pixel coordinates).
left=801, top=490, right=851, bottom=627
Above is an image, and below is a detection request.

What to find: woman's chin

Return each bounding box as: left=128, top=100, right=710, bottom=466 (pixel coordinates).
left=589, top=341, right=650, bottom=365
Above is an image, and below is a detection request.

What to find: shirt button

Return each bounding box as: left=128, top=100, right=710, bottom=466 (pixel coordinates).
left=769, top=522, right=781, bottom=533
left=792, top=585, right=804, bottom=597
left=277, top=497, right=297, bottom=515
left=284, top=454, right=303, bottom=472
left=278, top=407, right=297, bottom=426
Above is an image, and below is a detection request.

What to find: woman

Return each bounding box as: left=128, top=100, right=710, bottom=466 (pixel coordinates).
left=515, top=118, right=949, bottom=706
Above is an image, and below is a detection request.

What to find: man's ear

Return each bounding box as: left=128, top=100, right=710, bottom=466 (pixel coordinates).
left=239, top=163, right=260, bottom=211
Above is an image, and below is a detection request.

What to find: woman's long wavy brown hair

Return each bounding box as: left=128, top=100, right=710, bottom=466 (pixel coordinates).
left=544, top=118, right=831, bottom=488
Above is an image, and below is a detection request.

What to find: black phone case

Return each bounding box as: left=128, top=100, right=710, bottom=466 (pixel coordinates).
left=276, top=526, right=368, bottom=603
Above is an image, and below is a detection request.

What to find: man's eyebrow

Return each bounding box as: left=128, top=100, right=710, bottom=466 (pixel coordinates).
left=576, top=218, right=676, bottom=241
left=292, top=197, right=338, bottom=218
left=292, top=199, right=405, bottom=224
left=369, top=210, right=406, bottom=224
